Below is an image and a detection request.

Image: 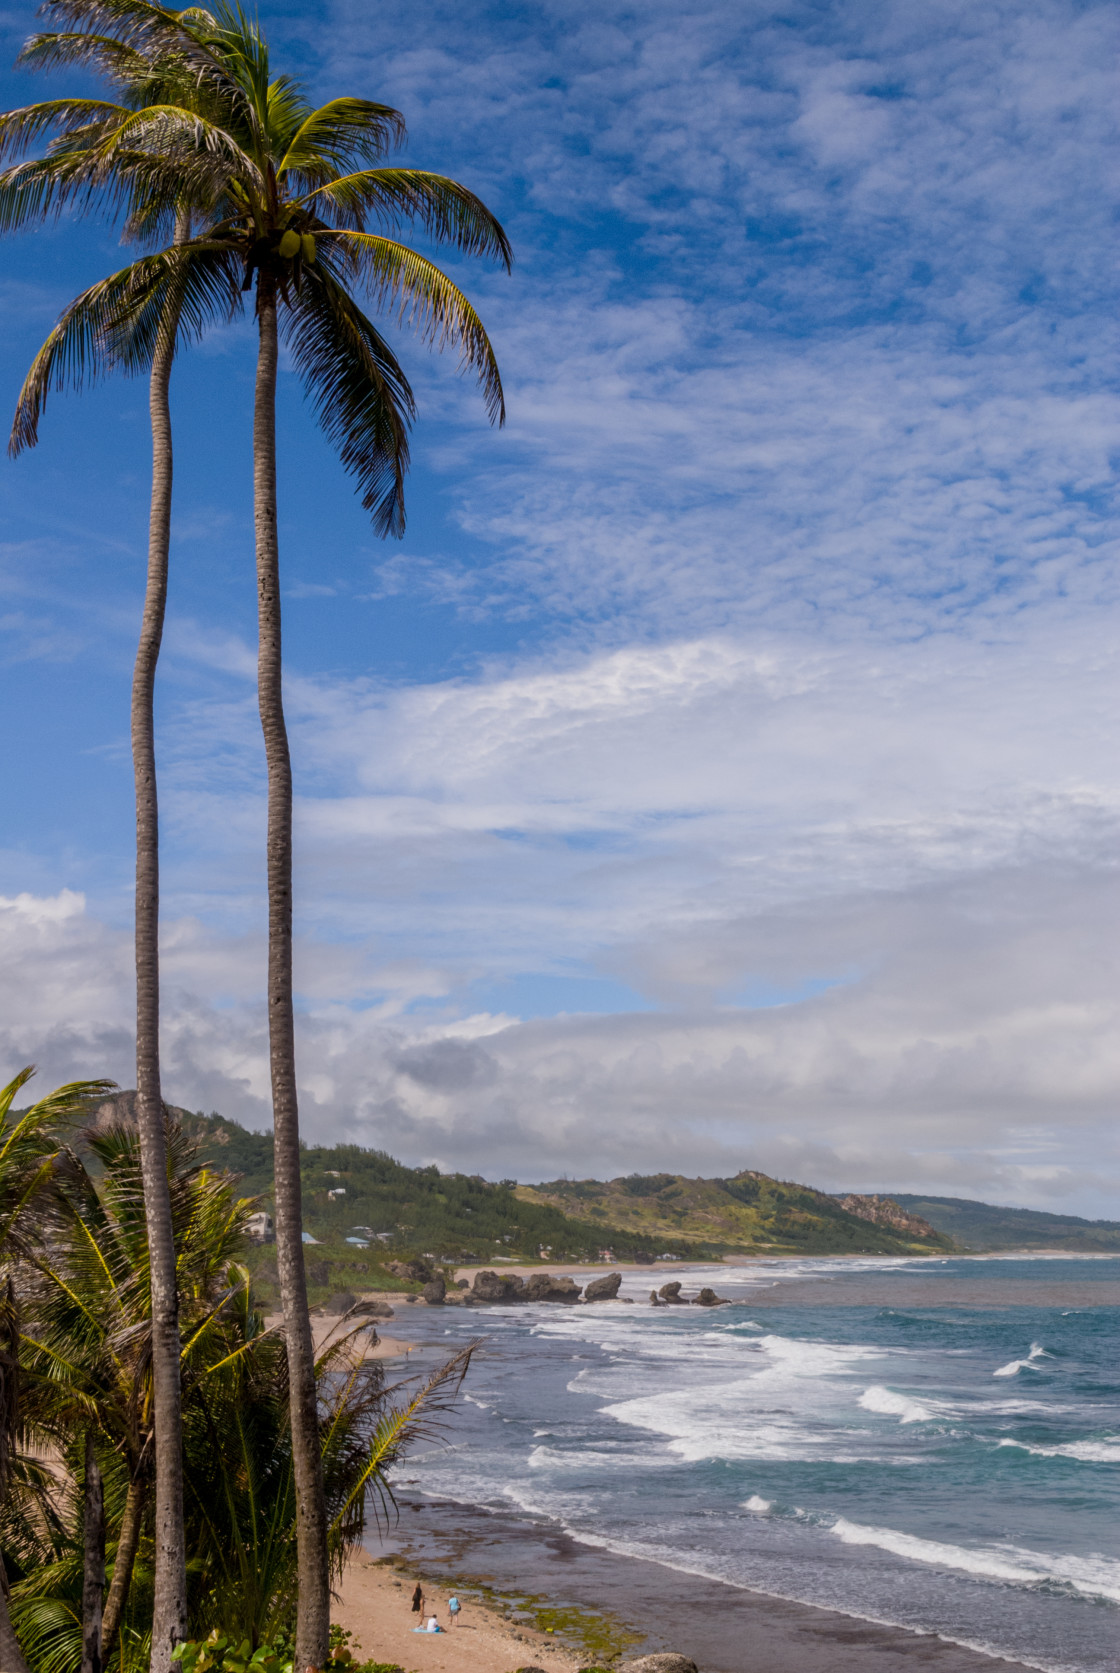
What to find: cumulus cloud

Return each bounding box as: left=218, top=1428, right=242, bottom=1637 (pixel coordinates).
left=3, top=617, right=1119, bottom=1212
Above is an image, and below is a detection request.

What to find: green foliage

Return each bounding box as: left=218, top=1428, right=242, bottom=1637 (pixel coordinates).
left=8, top=1110, right=477, bottom=1668
left=172, top=1630, right=291, bottom=1673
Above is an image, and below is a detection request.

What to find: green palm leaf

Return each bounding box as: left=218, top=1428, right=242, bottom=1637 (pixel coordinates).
left=283, top=261, right=414, bottom=535
left=331, top=231, right=506, bottom=423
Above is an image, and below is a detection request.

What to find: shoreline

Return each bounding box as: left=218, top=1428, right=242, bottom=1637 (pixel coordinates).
left=345, top=1491, right=1042, bottom=1673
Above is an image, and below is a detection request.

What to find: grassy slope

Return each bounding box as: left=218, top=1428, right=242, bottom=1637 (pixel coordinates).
left=516, top=1170, right=952, bottom=1256
left=892, top=1194, right=1120, bottom=1252
left=182, top=1113, right=715, bottom=1306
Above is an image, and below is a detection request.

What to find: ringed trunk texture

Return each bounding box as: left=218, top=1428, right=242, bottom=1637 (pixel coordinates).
left=254, top=278, right=330, bottom=1670
left=132, top=276, right=188, bottom=1673
left=81, top=1436, right=105, bottom=1673
left=101, top=1477, right=145, bottom=1656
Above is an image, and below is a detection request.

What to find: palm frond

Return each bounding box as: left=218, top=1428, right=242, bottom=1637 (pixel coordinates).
left=18, top=29, right=152, bottom=83
left=276, top=98, right=405, bottom=182
left=0, top=98, right=130, bottom=160
left=330, top=232, right=505, bottom=424
left=283, top=262, right=414, bottom=535
left=10, top=241, right=242, bottom=455
left=302, top=169, right=511, bottom=269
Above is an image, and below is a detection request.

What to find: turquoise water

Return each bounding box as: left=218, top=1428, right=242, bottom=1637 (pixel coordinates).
left=397, top=1255, right=1120, bottom=1672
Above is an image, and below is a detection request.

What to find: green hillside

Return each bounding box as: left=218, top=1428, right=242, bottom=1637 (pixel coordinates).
left=72, top=1097, right=951, bottom=1309
left=517, top=1170, right=952, bottom=1255
left=892, top=1194, right=1120, bottom=1252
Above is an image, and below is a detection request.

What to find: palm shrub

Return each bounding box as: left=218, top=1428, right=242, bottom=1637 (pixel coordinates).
left=0, top=1067, right=114, bottom=1673
left=14, top=1113, right=475, bottom=1669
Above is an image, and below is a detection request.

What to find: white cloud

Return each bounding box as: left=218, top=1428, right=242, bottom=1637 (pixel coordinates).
left=3, top=616, right=1119, bottom=1212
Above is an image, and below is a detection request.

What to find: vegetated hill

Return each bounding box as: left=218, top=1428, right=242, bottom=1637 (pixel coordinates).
left=79, top=1095, right=717, bottom=1306
left=517, top=1171, right=952, bottom=1256
left=892, top=1194, right=1120, bottom=1253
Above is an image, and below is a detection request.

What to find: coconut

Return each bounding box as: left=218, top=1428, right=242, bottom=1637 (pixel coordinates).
left=301, top=233, right=317, bottom=264
left=278, top=228, right=301, bottom=259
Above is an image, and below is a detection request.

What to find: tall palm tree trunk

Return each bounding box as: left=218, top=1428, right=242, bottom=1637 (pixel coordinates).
left=132, top=274, right=188, bottom=1673
left=101, top=1477, right=145, bottom=1655
left=81, top=1435, right=105, bottom=1673
left=254, top=276, right=330, bottom=1672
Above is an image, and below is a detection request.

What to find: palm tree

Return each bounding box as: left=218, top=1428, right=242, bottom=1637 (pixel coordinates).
left=0, top=1066, right=113, bottom=1673
left=5, top=10, right=510, bottom=1661
left=0, top=16, right=248, bottom=1657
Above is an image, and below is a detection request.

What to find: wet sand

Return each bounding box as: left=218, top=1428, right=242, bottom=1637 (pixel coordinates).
left=360, top=1493, right=1039, bottom=1673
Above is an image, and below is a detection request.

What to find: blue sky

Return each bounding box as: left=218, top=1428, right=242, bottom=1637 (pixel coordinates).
left=0, top=0, right=1118, bottom=1207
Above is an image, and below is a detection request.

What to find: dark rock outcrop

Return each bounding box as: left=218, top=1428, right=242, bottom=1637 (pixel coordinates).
left=583, top=1272, right=622, bottom=1301
left=693, top=1287, right=730, bottom=1306
left=351, top=1298, right=394, bottom=1319
left=422, top=1276, right=446, bottom=1305
left=387, top=1258, right=433, bottom=1283
left=524, top=1272, right=582, bottom=1303
left=472, top=1269, right=527, bottom=1302
left=633, top=1251, right=655, bottom=1264
left=649, top=1289, right=665, bottom=1306
left=658, top=1281, right=688, bottom=1304
left=326, top=1291, right=356, bottom=1314
left=619, top=1657, right=699, bottom=1673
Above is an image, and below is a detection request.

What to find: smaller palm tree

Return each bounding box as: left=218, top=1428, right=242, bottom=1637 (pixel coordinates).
left=0, top=1065, right=114, bottom=1673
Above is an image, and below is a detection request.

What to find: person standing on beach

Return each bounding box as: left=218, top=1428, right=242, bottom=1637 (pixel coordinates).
left=410, top=1583, right=424, bottom=1620
left=448, top=1594, right=461, bottom=1627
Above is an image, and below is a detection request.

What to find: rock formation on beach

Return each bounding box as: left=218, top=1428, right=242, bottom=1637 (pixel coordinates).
left=584, top=1271, right=623, bottom=1300
left=658, top=1281, right=689, bottom=1304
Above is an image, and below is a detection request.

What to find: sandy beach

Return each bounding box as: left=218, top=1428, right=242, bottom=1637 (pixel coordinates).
left=335, top=1553, right=583, bottom=1673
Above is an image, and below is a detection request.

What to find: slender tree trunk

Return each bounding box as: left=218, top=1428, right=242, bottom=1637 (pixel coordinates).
left=101, top=1477, right=145, bottom=1656
left=253, top=276, right=329, bottom=1671
left=132, top=252, right=188, bottom=1673
left=81, top=1436, right=105, bottom=1673
left=0, top=1556, right=32, bottom=1673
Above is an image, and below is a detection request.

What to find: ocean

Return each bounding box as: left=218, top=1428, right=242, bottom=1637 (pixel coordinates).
left=384, top=1255, right=1120, bottom=1673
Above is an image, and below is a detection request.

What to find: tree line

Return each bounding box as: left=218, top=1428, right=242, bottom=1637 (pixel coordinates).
left=0, top=2, right=510, bottom=1669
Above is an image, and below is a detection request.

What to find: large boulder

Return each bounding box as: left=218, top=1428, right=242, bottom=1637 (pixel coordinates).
left=326, top=1291, right=356, bottom=1315
left=633, top=1251, right=655, bottom=1265
left=422, top=1276, right=446, bottom=1305
left=619, top=1657, right=699, bottom=1673
left=387, top=1258, right=432, bottom=1283
left=583, top=1272, right=622, bottom=1301
left=693, top=1287, right=730, bottom=1307
left=351, top=1298, right=394, bottom=1319
left=658, top=1281, right=688, bottom=1304
left=523, top=1272, right=582, bottom=1303
left=472, top=1269, right=527, bottom=1302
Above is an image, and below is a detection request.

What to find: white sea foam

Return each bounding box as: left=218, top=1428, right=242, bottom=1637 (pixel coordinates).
left=994, top=1343, right=1052, bottom=1378
left=998, top=1436, right=1120, bottom=1463
left=828, top=1518, right=1120, bottom=1605
left=528, top=1444, right=672, bottom=1471
left=743, top=1495, right=772, bottom=1513
left=858, top=1385, right=935, bottom=1423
